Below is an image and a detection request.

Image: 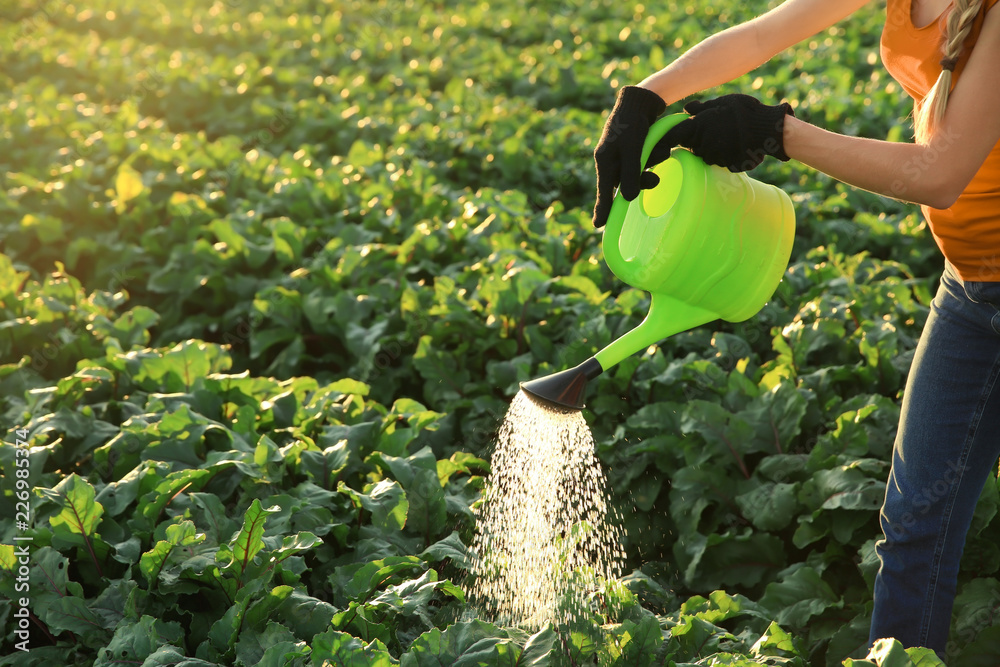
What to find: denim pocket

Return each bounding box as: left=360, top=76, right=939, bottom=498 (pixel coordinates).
left=939, top=262, right=1000, bottom=334
left=964, top=280, right=1000, bottom=313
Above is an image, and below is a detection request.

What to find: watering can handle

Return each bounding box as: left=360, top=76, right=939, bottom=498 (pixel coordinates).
left=602, top=113, right=690, bottom=269
left=601, top=113, right=693, bottom=278
left=638, top=113, right=690, bottom=172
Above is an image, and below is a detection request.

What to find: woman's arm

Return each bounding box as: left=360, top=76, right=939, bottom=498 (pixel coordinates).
left=639, top=0, right=874, bottom=104
left=783, top=5, right=1000, bottom=210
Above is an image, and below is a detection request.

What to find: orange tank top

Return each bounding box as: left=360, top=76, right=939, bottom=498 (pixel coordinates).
left=880, top=0, right=1000, bottom=281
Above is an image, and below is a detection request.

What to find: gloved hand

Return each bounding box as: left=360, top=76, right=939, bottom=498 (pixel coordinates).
left=647, top=94, right=795, bottom=173
left=592, top=85, right=666, bottom=228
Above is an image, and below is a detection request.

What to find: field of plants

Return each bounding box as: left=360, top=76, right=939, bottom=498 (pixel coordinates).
left=2, top=0, right=1000, bottom=664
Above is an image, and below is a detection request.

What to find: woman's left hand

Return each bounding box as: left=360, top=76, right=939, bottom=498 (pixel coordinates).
left=649, top=94, right=796, bottom=172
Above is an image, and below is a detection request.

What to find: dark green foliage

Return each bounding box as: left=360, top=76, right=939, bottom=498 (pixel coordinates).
left=1, top=1, right=996, bottom=665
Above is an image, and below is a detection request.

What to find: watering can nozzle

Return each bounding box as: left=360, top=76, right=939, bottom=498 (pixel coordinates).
left=520, top=357, right=604, bottom=411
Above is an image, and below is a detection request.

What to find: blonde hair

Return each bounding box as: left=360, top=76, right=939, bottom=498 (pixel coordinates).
left=915, top=0, right=986, bottom=142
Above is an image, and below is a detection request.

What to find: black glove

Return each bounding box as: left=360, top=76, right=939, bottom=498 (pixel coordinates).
left=592, top=86, right=666, bottom=228
left=647, top=94, right=795, bottom=173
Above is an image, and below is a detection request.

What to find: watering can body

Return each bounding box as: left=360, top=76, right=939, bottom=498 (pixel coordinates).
left=594, top=113, right=796, bottom=372
left=521, top=113, right=795, bottom=410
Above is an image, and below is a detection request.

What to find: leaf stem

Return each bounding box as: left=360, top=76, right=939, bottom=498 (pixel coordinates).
left=65, top=495, right=105, bottom=578
left=29, top=609, right=62, bottom=646
left=707, top=424, right=750, bottom=480
left=771, top=418, right=783, bottom=455
left=152, top=544, right=174, bottom=590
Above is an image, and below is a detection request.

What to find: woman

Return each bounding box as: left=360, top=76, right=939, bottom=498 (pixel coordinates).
left=591, top=0, right=1000, bottom=658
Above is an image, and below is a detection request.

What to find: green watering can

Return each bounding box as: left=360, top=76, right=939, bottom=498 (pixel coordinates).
left=521, top=113, right=796, bottom=410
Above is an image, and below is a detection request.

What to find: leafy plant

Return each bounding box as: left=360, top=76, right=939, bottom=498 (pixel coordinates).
left=2, top=0, right=995, bottom=664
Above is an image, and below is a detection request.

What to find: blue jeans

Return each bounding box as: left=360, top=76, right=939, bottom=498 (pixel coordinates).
left=869, top=261, right=1000, bottom=658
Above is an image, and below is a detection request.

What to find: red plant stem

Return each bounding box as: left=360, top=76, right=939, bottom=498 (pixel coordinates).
left=82, top=533, right=104, bottom=578
left=706, top=423, right=751, bottom=480
left=30, top=610, right=62, bottom=646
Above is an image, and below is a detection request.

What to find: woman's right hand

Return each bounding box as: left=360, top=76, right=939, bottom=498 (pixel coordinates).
left=592, top=86, right=666, bottom=228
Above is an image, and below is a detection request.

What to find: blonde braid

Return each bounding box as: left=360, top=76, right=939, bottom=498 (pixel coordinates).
left=915, top=0, right=986, bottom=142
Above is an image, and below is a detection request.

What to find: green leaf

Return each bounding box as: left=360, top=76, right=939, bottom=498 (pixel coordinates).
left=554, top=274, right=608, bottom=305
left=807, top=404, right=882, bottom=467
left=310, top=629, right=398, bottom=667
left=275, top=589, right=340, bottom=640
left=301, top=439, right=352, bottom=488
left=519, top=625, right=558, bottom=665
left=737, top=382, right=808, bottom=454
left=226, top=499, right=280, bottom=576
left=799, top=460, right=887, bottom=511
left=206, top=602, right=244, bottom=657
left=664, top=614, right=735, bottom=662
left=630, top=474, right=662, bottom=513
left=33, top=586, right=104, bottom=639
left=268, top=217, right=306, bottom=264
left=400, top=620, right=515, bottom=667
left=139, top=540, right=175, bottom=589
left=377, top=447, right=438, bottom=487
left=750, top=621, right=801, bottom=658
left=377, top=448, right=447, bottom=539
left=332, top=556, right=425, bottom=605
left=340, top=479, right=408, bottom=532
left=331, top=601, right=392, bottom=647
left=115, top=163, right=145, bottom=212
left=827, top=608, right=877, bottom=666
left=41, top=474, right=104, bottom=537
left=676, top=530, right=786, bottom=590
left=130, top=340, right=232, bottom=392
left=140, top=520, right=205, bottom=588
left=735, top=481, right=802, bottom=531
left=137, top=646, right=221, bottom=666
left=758, top=566, right=843, bottom=629
left=413, top=335, right=469, bottom=403
left=133, top=468, right=212, bottom=536
left=437, top=451, right=488, bottom=485
left=189, top=492, right=240, bottom=545
left=243, top=585, right=295, bottom=635
left=269, top=532, right=323, bottom=565
left=950, top=578, right=1000, bottom=661
left=952, top=626, right=1000, bottom=666
left=610, top=614, right=663, bottom=666
left=256, top=639, right=311, bottom=667
left=678, top=589, right=760, bottom=626
left=390, top=398, right=445, bottom=432
left=404, top=470, right=448, bottom=539
left=846, top=637, right=947, bottom=666
left=92, top=615, right=186, bottom=667
left=23, top=547, right=76, bottom=598
left=668, top=464, right=732, bottom=536
left=90, top=579, right=138, bottom=631
left=567, top=627, right=599, bottom=663
left=420, top=532, right=472, bottom=570
left=369, top=569, right=463, bottom=622
left=679, top=400, right=755, bottom=476
left=0, top=545, right=15, bottom=570
left=108, top=306, right=161, bottom=349
left=95, top=461, right=164, bottom=518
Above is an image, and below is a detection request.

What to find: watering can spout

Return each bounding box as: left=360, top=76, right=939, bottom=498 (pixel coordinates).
left=520, top=295, right=718, bottom=412
left=594, top=294, right=718, bottom=372
left=520, top=357, right=604, bottom=411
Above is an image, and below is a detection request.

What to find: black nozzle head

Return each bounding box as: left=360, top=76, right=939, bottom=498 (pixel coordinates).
left=519, top=357, right=604, bottom=411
